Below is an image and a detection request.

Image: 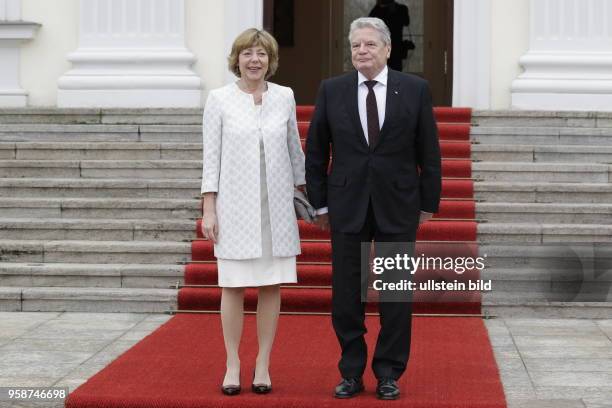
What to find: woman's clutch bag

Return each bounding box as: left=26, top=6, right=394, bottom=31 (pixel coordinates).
left=294, top=189, right=316, bottom=223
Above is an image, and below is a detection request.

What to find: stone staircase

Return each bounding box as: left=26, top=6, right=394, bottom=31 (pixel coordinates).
left=472, top=111, right=612, bottom=317
left=0, top=108, right=204, bottom=313
left=1, top=108, right=611, bottom=316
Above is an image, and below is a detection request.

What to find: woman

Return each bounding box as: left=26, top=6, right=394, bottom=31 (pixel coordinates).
left=200, top=28, right=306, bottom=396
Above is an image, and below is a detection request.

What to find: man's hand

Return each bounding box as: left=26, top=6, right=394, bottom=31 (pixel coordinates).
left=419, top=211, right=433, bottom=224
left=314, top=213, right=330, bottom=231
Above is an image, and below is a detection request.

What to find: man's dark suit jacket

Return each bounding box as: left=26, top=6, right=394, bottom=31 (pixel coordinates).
left=305, top=69, right=441, bottom=234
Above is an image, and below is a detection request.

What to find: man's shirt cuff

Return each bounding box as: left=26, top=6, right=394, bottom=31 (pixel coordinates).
left=315, top=207, right=329, bottom=215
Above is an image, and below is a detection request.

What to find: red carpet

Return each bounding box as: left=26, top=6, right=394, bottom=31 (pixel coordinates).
left=66, top=315, right=505, bottom=408
left=66, top=107, right=506, bottom=407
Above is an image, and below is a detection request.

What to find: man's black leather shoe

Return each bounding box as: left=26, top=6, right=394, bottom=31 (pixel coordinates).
left=376, top=378, right=400, bottom=400
left=334, top=377, right=364, bottom=398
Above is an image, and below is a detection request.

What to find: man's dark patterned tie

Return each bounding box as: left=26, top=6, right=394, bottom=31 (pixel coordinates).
left=364, top=80, right=379, bottom=148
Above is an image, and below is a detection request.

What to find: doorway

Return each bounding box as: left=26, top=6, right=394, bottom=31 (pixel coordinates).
left=265, top=0, right=453, bottom=106
left=264, top=0, right=344, bottom=105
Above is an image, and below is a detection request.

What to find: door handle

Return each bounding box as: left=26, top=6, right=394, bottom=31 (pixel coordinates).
left=444, top=50, right=448, bottom=75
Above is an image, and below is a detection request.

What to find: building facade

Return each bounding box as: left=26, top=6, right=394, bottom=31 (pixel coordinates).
left=1, top=0, right=611, bottom=111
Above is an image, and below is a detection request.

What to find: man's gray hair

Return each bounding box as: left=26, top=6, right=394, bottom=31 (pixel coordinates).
left=348, top=17, right=391, bottom=46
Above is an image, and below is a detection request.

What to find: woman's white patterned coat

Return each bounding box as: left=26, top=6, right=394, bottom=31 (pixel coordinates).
left=201, top=82, right=306, bottom=259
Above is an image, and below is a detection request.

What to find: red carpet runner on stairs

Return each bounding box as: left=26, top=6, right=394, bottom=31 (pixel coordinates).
left=66, top=107, right=507, bottom=407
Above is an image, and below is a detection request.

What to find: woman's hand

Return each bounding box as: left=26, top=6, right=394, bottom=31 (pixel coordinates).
left=202, top=211, right=219, bottom=243
left=201, top=193, right=219, bottom=243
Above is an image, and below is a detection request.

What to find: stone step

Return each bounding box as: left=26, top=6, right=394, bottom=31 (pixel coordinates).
left=472, top=110, right=612, bottom=128
left=0, top=240, right=191, bottom=264
left=471, top=126, right=612, bottom=146
left=0, top=286, right=177, bottom=313
left=475, top=181, right=612, bottom=203
left=0, top=160, right=203, bottom=179
left=0, top=218, right=197, bottom=241
left=3, top=160, right=610, bottom=182
left=473, top=144, right=612, bottom=163
left=6, top=140, right=612, bottom=164
left=473, top=162, right=610, bottom=183
left=482, top=298, right=612, bottom=319
left=0, top=178, right=199, bottom=198
left=0, top=107, right=202, bottom=125
left=0, top=197, right=200, bottom=219
left=476, top=202, right=612, bottom=224
left=0, top=263, right=183, bottom=289
left=2, top=285, right=610, bottom=316
left=0, top=124, right=201, bottom=142
left=482, top=267, right=612, bottom=302
left=5, top=261, right=606, bottom=301
left=478, top=223, right=612, bottom=243
left=484, top=266, right=612, bottom=282
left=2, top=178, right=610, bottom=209
left=4, top=217, right=608, bottom=243
left=479, top=242, right=612, bottom=271
left=484, top=291, right=612, bottom=307
left=0, top=142, right=202, bottom=160
left=2, top=108, right=611, bottom=127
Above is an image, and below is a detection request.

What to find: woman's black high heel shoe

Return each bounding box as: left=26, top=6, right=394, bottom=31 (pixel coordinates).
left=252, top=369, right=272, bottom=394
left=221, top=383, right=241, bottom=396
left=221, top=384, right=241, bottom=396
left=221, top=370, right=241, bottom=395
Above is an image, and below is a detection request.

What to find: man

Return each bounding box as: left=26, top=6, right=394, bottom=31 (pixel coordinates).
left=305, top=17, right=441, bottom=400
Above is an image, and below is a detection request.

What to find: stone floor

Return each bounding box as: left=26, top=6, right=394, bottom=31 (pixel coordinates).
left=487, top=317, right=612, bottom=408
left=0, top=312, right=610, bottom=408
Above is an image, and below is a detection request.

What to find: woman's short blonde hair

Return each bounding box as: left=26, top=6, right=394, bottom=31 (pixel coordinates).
left=228, top=28, right=279, bottom=79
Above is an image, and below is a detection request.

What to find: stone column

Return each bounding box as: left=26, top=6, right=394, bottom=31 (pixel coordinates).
left=452, top=0, right=491, bottom=109
left=0, top=0, right=40, bottom=107
left=57, top=0, right=201, bottom=108
left=512, top=0, right=612, bottom=110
